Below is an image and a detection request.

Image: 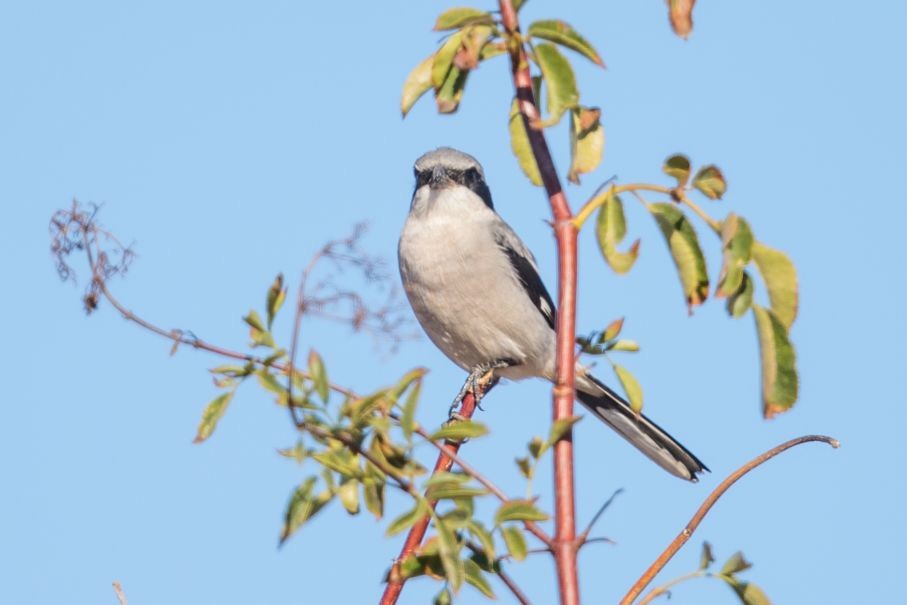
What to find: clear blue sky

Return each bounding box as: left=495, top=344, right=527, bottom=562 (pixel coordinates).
left=2, top=2, right=905, bottom=603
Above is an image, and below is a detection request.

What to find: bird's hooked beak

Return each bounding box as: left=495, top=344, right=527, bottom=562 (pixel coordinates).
left=430, top=165, right=451, bottom=188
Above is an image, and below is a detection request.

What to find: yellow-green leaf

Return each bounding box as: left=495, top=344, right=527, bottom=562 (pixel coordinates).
left=432, top=32, right=464, bottom=88
left=717, top=213, right=754, bottom=297
left=435, top=64, right=469, bottom=114
left=545, top=415, right=582, bottom=453
left=279, top=477, right=332, bottom=544
left=308, top=350, right=329, bottom=403
left=509, top=98, right=542, bottom=186
left=386, top=500, right=428, bottom=536
left=663, top=154, right=691, bottom=187
left=434, top=7, right=493, bottom=31
left=401, top=54, right=434, bottom=117
left=602, top=317, right=624, bottom=341
left=255, top=369, right=284, bottom=396
left=753, top=305, right=798, bottom=418
left=501, top=525, right=528, bottom=561
left=568, top=106, right=604, bottom=184
left=463, top=557, right=495, bottom=597
left=720, top=551, right=753, bottom=575
left=534, top=43, right=578, bottom=126
left=650, top=203, right=710, bottom=311
left=363, top=476, right=385, bottom=519
left=465, top=519, right=495, bottom=561
left=435, top=517, right=463, bottom=592
left=266, top=273, right=286, bottom=329
left=731, top=581, right=772, bottom=605
left=193, top=390, right=234, bottom=443
left=752, top=242, right=798, bottom=329
left=693, top=165, right=727, bottom=200
left=430, top=420, right=489, bottom=442
left=726, top=271, right=754, bottom=318
left=595, top=192, right=640, bottom=274
left=433, top=587, right=453, bottom=605
left=613, top=364, right=643, bottom=414
left=609, top=339, right=640, bottom=352
left=400, top=378, right=421, bottom=441
left=495, top=499, right=550, bottom=525
left=338, top=479, right=360, bottom=515
left=528, top=19, right=603, bottom=66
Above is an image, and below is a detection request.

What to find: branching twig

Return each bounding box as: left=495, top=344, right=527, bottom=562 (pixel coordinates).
left=619, top=435, right=840, bottom=605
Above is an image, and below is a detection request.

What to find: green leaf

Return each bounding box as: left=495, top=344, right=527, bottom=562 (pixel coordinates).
left=400, top=380, right=420, bottom=441
left=720, top=551, right=753, bottom=576
left=752, top=242, right=798, bottom=329
left=717, top=214, right=755, bottom=298
left=609, top=339, right=640, bottom=352
left=435, top=64, right=469, bottom=114
left=726, top=271, right=754, bottom=318
left=338, top=479, right=360, bottom=515
left=193, top=390, right=234, bottom=443
left=567, top=106, right=604, bottom=184
left=363, top=477, right=385, bottom=519
left=255, top=369, right=285, bottom=396
left=533, top=43, right=579, bottom=126
left=432, top=31, right=464, bottom=88
left=266, top=273, right=286, bottom=329
left=426, top=484, right=488, bottom=500
left=729, top=581, right=772, bottom=605
left=210, top=364, right=252, bottom=378
left=401, top=54, right=434, bottom=117
left=430, top=420, right=489, bottom=442
left=693, top=165, right=727, bottom=200
left=650, top=202, right=710, bottom=311
left=602, top=317, right=624, bottom=342
left=528, top=435, right=544, bottom=459
left=243, top=309, right=265, bottom=332
left=465, top=519, right=496, bottom=562
left=280, top=477, right=332, bottom=544
left=613, top=364, right=643, bottom=414
left=312, top=449, right=361, bottom=478
left=433, top=7, right=493, bottom=31
left=277, top=441, right=307, bottom=464
left=509, top=97, right=542, bottom=186
left=528, top=19, right=603, bottom=66
left=546, top=415, right=583, bottom=453
left=435, top=517, right=463, bottom=592
left=501, top=525, right=528, bottom=561
left=753, top=305, right=798, bottom=418
left=307, top=350, right=329, bottom=403
left=433, top=587, right=453, bottom=605
left=463, top=557, right=495, bottom=597
left=595, top=192, right=640, bottom=274
left=386, top=500, right=428, bottom=536
left=663, top=154, right=691, bottom=187
left=515, top=456, right=533, bottom=479
left=699, top=541, right=715, bottom=570
left=495, top=499, right=550, bottom=525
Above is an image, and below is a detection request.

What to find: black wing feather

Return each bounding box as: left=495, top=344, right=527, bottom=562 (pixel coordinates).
left=495, top=233, right=557, bottom=330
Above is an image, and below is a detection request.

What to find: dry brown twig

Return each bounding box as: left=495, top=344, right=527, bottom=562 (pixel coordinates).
left=111, top=581, right=128, bottom=605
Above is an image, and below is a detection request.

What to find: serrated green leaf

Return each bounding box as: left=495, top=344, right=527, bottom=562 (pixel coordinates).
left=650, top=202, right=710, bottom=311
left=753, top=305, right=798, bottom=418
left=501, top=525, right=528, bottom=561
left=664, top=154, right=691, bottom=186
left=433, top=7, right=493, bottom=31
left=509, top=97, right=542, bottom=186
left=266, top=273, right=286, bottom=330
left=401, top=54, right=434, bottom=117
left=720, top=551, right=753, bottom=576
left=595, top=192, right=640, bottom=274
left=432, top=31, right=463, bottom=88
left=752, top=242, right=798, bottom=329
left=338, top=479, right=360, bottom=515
left=495, top=499, right=550, bottom=525
left=465, top=519, right=495, bottom=562
left=613, top=364, right=643, bottom=414
left=528, top=19, right=603, bottom=66
left=727, top=271, right=754, bottom=318
left=533, top=43, right=578, bottom=126
left=193, top=390, right=234, bottom=443
left=386, top=500, right=428, bottom=536
left=463, top=557, right=495, bottom=597
left=717, top=214, right=755, bottom=297
left=435, top=517, right=463, bottom=592
left=307, top=350, right=329, bottom=403
left=699, top=541, right=715, bottom=570
left=568, top=106, right=604, bottom=184
left=430, top=420, right=489, bottom=442
left=693, top=165, right=727, bottom=200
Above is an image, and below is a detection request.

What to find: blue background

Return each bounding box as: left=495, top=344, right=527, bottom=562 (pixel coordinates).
left=2, top=1, right=904, bottom=603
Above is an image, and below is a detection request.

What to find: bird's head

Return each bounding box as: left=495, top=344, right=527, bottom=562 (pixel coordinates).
left=412, top=147, right=494, bottom=209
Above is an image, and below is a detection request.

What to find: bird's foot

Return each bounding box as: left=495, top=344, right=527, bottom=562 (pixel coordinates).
left=447, top=359, right=511, bottom=418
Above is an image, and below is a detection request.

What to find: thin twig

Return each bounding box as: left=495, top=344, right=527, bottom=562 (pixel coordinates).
left=620, top=435, right=840, bottom=604
left=112, top=581, right=128, bottom=605
left=577, top=488, right=623, bottom=546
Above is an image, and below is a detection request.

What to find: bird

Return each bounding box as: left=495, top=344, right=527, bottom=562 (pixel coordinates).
left=397, top=147, right=707, bottom=481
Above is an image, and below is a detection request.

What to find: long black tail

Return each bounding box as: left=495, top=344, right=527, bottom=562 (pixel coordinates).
left=575, top=373, right=708, bottom=481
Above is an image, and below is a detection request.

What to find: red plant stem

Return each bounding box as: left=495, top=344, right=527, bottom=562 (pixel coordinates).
left=379, top=392, right=479, bottom=605
left=620, top=435, right=840, bottom=604
left=498, top=2, right=580, bottom=604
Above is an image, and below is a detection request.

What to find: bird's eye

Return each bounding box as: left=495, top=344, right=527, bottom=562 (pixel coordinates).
left=416, top=170, right=431, bottom=187
left=465, top=167, right=480, bottom=182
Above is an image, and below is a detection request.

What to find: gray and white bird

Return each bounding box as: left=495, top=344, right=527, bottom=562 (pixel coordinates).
left=398, top=147, right=707, bottom=481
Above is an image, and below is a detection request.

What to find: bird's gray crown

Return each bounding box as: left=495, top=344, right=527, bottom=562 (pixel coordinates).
left=414, top=147, right=485, bottom=178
